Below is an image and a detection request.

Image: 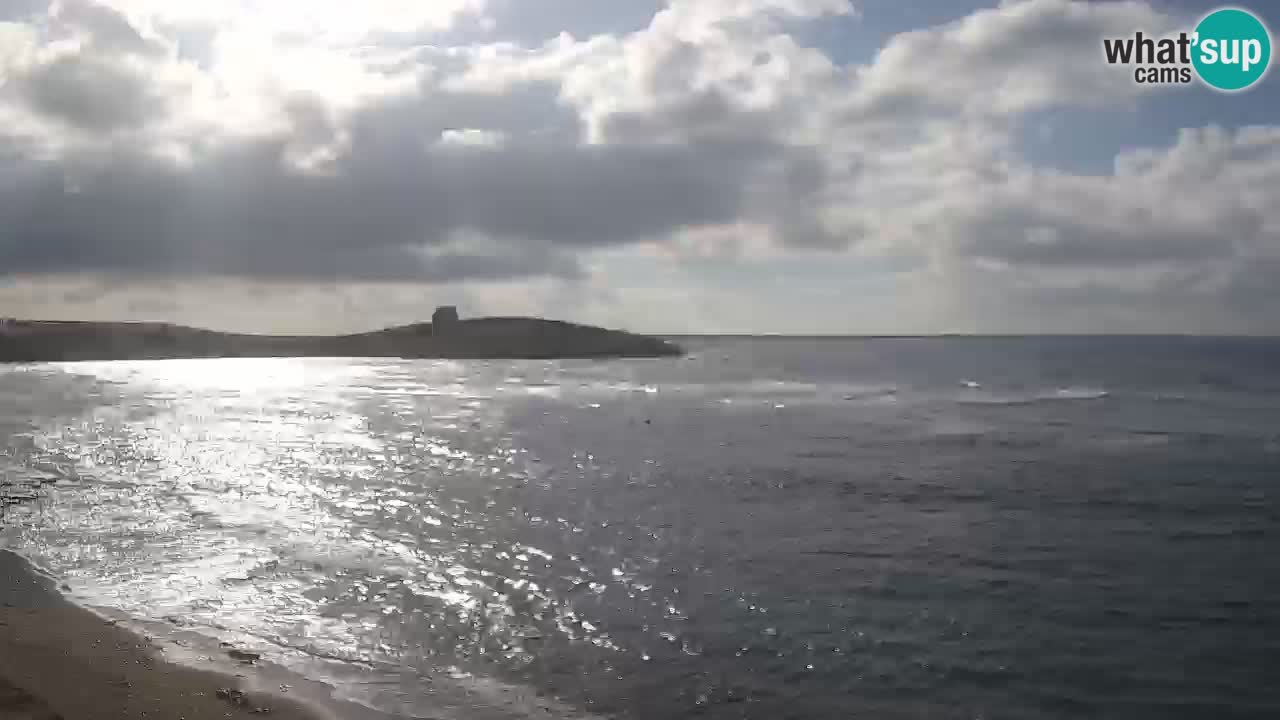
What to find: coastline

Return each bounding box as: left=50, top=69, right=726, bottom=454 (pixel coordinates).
left=0, top=317, right=683, bottom=363
left=0, top=550, right=388, bottom=720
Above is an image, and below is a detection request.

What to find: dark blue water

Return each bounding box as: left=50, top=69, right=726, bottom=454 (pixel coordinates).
left=2, top=337, right=1278, bottom=719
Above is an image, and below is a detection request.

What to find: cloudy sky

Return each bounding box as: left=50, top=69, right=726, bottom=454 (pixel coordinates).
left=0, top=0, right=1277, bottom=334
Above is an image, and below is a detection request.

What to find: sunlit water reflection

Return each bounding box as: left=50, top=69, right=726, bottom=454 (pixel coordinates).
left=3, top=358, right=624, bottom=715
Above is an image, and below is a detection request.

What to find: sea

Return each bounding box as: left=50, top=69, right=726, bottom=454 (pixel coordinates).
left=0, top=336, right=1277, bottom=720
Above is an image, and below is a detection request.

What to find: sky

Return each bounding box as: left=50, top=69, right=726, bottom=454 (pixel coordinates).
left=0, top=0, right=1278, bottom=335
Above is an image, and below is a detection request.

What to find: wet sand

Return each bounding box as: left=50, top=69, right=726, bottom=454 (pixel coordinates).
left=0, top=550, right=376, bottom=720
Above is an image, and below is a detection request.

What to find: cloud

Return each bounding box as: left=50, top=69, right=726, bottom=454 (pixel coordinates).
left=0, top=90, right=802, bottom=279
left=878, top=122, right=1280, bottom=333
left=0, top=0, right=1278, bottom=332
left=16, top=53, right=164, bottom=131
left=932, top=124, right=1280, bottom=285
left=848, top=0, right=1177, bottom=119
left=0, top=0, right=851, bottom=283
left=96, top=0, right=488, bottom=44
left=451, top=0, right=664, bottom=46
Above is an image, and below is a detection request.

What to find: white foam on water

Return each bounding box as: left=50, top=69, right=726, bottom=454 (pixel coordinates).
left=955, top=386, right=1111, bottom=406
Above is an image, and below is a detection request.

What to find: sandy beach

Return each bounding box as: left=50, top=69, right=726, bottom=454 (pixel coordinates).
left=0, top=550, right=373, bottom=720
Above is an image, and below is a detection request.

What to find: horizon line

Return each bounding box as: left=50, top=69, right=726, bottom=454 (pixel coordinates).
left=659, top=332, right=1280, bottom=339
left=3, top=319, right=1277, bottom=340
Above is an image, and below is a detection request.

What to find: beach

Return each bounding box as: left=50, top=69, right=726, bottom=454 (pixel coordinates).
left=0, top=550, right=368, bottom=720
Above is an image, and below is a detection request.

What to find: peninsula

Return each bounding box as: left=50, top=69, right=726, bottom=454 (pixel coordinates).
left=0, top=307, right=681, bottom=362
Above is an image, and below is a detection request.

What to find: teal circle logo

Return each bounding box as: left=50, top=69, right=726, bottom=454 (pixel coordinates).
left=1192, top=8, right=1272, bottom=91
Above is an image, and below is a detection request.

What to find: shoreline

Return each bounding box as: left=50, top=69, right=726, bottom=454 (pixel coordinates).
left=0, top=318, right=683, bottom=363
left=0, top=550, right=390, bottom=720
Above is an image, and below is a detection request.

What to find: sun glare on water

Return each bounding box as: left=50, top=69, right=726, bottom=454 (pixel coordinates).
left=70, top=357, right=375, bottom=394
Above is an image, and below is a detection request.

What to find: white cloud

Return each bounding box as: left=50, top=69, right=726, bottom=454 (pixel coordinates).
left=848, top=0, right=1179, bottom=118
left=97, top=0, right=488, bottom=43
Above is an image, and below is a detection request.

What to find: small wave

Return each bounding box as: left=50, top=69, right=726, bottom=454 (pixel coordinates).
left=837, top=385, right=899, bottom=402
left=956, top=387, right=1109, bottom=406
left=707, top=382, right=898, bottom=409
left=523, top=384, right=563, bottom=398
left=1046, top=387, right=1109, bottom=401
left=738, top=380, right=821, bottom=396
left=1094, top=431, right=1174, bottom=450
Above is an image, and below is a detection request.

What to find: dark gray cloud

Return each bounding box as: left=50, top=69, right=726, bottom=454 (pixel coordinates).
left=600, top=87, right=788, bottom=145
left=7, top=1, right=169, bottom=132
left=0, top=0, right=833, bottom=284
left=55, top=0, right=164, bottom=57
left=383, top=72, right=585, bottom=143
left=0, top=0, right=848, bottom=287
left=1220, top=256, right=1280, bottom=311
left=16, top=54, right=166, bottom=131
left=0, top=88, right=798, bottom=281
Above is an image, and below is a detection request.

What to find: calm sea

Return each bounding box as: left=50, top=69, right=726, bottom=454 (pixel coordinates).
left=1, top=337, right=1278, bottom=719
